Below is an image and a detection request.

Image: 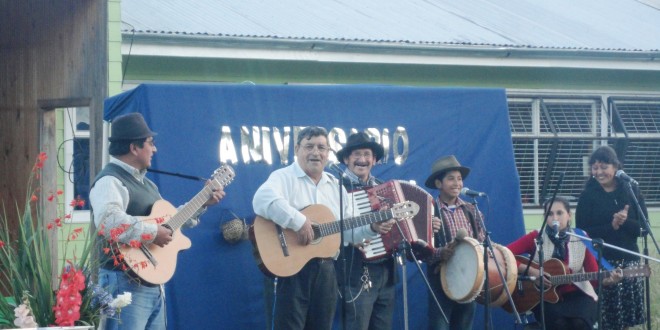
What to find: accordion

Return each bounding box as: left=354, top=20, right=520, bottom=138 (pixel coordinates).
left=348, top=180, right=434, bottom=261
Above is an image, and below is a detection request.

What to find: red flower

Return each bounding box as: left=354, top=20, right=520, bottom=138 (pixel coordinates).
left=110, top=227, right=125, bottom=241
left=129, top=240, right=142, bottom=248
left=97, top=224, right=106, bottom=236
left=0, top=240, right=4, bottom=248
left=30, top=194, right=38, bottom=202
left=69, top=195, right=86, bottom=209
left=47, top=194, right=55, bottom=202
left=141, top=233, right=153, bottom=241
left=103, top=247, right=111, bottom=254
left=33, top=152, right=47, bottom=170
left=53, top=263, right=85, bottom=326
left=47, top=223, right=54, bottom=230
left=56, top=189, right=64, bottom=195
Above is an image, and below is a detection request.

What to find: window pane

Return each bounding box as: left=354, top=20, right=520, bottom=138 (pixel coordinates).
left=73, top=137, right=90, bottom=210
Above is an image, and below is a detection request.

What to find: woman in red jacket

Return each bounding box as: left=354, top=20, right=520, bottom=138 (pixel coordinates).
left=507, top=197, right=620, bottom=330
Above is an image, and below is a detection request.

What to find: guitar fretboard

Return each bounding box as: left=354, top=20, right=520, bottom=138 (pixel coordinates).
left=550, top=267, right=647, bottom=285
left=315, top=209, right=394, bottom=238
left=163, top=166, right=233, bottom=231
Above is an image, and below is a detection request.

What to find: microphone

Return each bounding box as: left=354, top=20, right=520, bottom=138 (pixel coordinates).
left=461, top=187, right=487, bottom=197
left=326, top=162, right=348, bottom=178
left=551, top=220, right=560, bottom=239
left=615, top=170, right=638, bottom=185
left=327, top=162, right=360, bottom=184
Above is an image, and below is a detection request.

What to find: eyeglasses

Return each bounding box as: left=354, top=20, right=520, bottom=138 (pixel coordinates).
left=301, top=144, right=330, bottom=153
left=350, top=151, right=373, bottom=159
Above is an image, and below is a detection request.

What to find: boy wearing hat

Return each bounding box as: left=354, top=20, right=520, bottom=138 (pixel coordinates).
left=89, top=112, right=225, bottom=330
left=336, top=132, right=397, bottom=330
left=423, top=155, right=485, bottom=330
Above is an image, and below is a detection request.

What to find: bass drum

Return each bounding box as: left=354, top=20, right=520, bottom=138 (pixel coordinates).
left=440, top=237, right=517, bottom=306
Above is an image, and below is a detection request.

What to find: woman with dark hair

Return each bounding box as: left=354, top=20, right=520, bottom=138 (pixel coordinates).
left=575, top=145, right=647, bottom=329
left=507, top=197, right=619, bottom=330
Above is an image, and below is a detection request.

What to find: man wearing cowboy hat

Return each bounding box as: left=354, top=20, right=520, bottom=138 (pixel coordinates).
left=90, top=112, right=225, bottom=330
left=423, top=155, right=485, bottom=330
left=335, top=132, right=398, bottom=330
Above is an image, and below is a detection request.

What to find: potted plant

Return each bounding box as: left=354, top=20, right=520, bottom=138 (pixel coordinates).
left=0, top=152, right=130, bottom=329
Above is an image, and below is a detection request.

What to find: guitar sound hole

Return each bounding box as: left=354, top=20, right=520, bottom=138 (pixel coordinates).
left=311, top=225, right=322, bottom=244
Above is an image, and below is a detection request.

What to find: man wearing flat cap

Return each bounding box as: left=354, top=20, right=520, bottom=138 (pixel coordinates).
left=89, top=113, right=225, bottom=330
left=335, top=132, right=398, bottom=330
left=422, top=155, right=485, bottom=330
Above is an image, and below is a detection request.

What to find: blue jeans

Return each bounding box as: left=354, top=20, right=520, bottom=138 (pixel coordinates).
left=99, top=268, right=166, bottom=330
left=428, top=265, right=476, bottom=330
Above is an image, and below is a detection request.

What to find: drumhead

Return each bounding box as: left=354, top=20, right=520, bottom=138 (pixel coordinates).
left=440, top=237, right=484, bottom=303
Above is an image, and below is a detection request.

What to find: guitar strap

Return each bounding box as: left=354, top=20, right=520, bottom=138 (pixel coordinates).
left=573, top=228, right=614, bottom=271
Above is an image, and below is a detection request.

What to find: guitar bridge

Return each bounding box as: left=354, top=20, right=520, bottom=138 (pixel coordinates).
left=140, top=245, right=158, bottom=266
left=276, top=225, right=290, bottom=257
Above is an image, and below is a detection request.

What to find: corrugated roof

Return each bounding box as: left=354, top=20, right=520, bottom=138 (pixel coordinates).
left=121, top=0, right=660, bottom=52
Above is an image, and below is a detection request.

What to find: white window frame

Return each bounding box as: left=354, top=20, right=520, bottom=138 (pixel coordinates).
left=63, top=107, right=91, bottom=223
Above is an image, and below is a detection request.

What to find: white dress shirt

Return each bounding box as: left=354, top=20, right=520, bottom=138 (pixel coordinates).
left=252, top=161, right=374, bottom=244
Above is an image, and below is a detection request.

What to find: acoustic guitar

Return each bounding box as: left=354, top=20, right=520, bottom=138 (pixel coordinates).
left=502, top=255, right=650, bottom=314
left=119, top=165, right=235, bottom=285
left=250, top=201, right=419, bottom=277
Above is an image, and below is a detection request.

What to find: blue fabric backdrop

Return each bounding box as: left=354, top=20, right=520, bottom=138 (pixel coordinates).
left=104, top=83, right=526, bottom=329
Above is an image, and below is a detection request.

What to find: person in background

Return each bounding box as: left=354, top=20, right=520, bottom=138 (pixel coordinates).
left=335, top=132, right=397, bottom=330
left=508, top=196, right=622, bottom=330
left=90, top=112, right=224, bottom=330
left=575, top=145, right=647, bottom=329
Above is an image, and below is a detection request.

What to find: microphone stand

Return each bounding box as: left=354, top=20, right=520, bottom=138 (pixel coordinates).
left=621, top=181, right=659, bottom=330
left=391, top=220, right=449, bottom=327
left=521, top=172, right=564, bottom=330
left=592, top=237, right=605, bottom=329
left=393, top=226, right=409, bottom=330
left=147, top=168, right=207, bottom=181
left=467, top=196, right=522, bottom=329
left=565, top=231, right=660, bottom=264
left=565, top=231, right=660, bottom=330
left=330, top=164, right=348, bottom=330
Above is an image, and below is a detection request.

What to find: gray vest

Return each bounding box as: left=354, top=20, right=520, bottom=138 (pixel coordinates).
left=93, top=163, right=161, bottom=269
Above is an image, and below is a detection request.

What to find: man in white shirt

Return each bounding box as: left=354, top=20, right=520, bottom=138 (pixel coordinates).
left=253, top=126, right=351, bottom=330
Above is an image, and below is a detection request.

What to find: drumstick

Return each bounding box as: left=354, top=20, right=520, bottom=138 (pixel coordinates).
left=455, top=228, right=468, bottom=241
